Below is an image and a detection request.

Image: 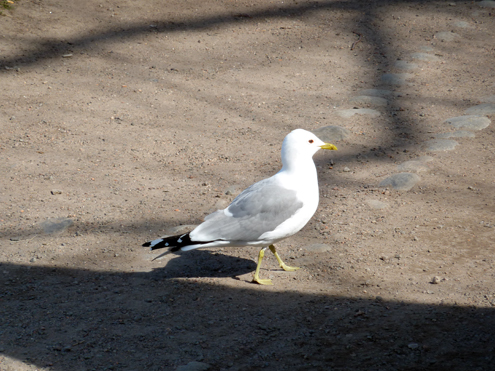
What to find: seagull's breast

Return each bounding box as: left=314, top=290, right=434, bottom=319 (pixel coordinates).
left=258, top=169, right=320, bottom=241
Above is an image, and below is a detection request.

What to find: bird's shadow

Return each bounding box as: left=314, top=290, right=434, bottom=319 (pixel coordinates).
left=148, top=250, right=257, bottom=281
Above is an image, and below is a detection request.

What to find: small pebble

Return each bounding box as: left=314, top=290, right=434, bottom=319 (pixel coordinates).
left=431, top=276, right=441, bottom=284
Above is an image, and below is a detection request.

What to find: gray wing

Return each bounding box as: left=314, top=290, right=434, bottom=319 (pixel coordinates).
left=190, top=179, right=303, bottom=242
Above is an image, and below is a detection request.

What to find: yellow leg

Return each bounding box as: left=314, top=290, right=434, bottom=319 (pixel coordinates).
left=252, top=247, right=273, bottom=285
left=269, top=245, right=300, bottom=272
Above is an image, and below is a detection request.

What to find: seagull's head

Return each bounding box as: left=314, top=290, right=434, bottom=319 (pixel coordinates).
left=282, top=129, right=337, bottom=160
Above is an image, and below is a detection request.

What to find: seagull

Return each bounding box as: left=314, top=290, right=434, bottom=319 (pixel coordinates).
left=143, top=129, right=337, bottom=285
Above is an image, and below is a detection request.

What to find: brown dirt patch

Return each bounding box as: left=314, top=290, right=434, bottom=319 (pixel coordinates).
left=1, top=1, right=494, bottom=370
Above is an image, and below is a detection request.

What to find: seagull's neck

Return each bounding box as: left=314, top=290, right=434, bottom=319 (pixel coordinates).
left=278, top=154, right=319, bottom=205
left=280, top=154, right=318, bottom=179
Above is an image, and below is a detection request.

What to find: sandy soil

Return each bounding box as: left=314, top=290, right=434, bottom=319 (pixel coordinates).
left=1, top=0, right=495, bottom=370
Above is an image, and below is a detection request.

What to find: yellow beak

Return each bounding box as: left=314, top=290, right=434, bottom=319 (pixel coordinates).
left=320, top=143, right=338, bottom=150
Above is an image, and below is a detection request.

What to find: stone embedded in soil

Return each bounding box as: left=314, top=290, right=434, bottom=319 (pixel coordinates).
left=394, top=60, right=419, bottom=70
left=379, top=173, right=420, bottom=191
left=479, top=1, right=495, bottom=8
left=481, top=95, right=495, bottom=103
left=39, top=218, right=74, bottom=234
left=411, top=52, right=440, bottom=62
left=176, top=361, right=211, bottom=371
left=312, top=125, right=351, bottom=142
left=453, top=21, right=472, bottom=28
left=424, top=139, right=458, bottom=151
left=465, top=103, right=495, bottom=115
left=304, top=243, right=333, bottom=252
left=445, top=115, right=491, bottom=130
left=435, top=130, right=476, bottom=139
left=366, top=199, right=389, bottom=210
left=435, top=31, right=459, bottom=42
left=349, top=95, right=388, bottom=106
left=336, top=108, right=381, bottom=118
left=380, top=73, right=412, bottom=86
left=397, top=160, right=429, bottom=173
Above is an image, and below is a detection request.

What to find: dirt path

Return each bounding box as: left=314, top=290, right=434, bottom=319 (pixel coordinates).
left=1, top=1, right=494, bottom=370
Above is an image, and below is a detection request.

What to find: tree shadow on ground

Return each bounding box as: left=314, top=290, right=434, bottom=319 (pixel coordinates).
left=1, top=262, right=494, bottom=370
left=2, top=0, right=490, bottom=182
left=0, top=0, right=432, bottom=70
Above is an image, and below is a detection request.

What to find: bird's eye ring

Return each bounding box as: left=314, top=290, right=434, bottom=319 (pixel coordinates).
left=308, top=139, right=314, bottom=143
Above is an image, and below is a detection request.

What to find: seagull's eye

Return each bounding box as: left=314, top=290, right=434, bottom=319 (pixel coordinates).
left=308, top=139, right=314, bottom=143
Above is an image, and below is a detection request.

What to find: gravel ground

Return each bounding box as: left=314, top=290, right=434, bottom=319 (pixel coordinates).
left=1, top=0, right=494, bottom=370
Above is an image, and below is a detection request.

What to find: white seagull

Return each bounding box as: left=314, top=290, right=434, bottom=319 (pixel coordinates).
left=143, top=129, right=337, bottom=285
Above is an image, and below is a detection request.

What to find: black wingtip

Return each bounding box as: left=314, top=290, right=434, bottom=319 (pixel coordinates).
left=143, top=232, right=213, bottom=253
